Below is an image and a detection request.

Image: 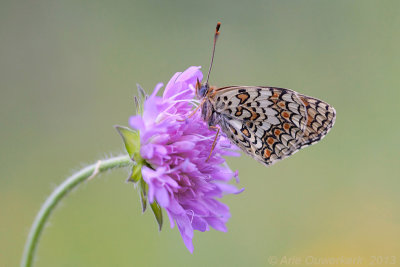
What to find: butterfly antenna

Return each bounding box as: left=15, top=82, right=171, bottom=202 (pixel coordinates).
left=205, top=22, right=221, bottom=85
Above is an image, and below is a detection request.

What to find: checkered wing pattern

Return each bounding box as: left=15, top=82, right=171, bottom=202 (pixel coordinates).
left=211, top=86, right=336, bottom=166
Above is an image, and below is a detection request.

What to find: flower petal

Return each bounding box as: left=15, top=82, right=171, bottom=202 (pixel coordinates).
left=129, top=115, right=145, bottom=131
left=163, top=66, right=202, bottom=100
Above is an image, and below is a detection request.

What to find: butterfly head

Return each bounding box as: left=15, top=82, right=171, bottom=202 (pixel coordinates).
left=196, top=78, right=210, bottom=98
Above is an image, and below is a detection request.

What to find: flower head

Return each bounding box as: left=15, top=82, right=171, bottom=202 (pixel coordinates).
left=117, top=66, right=242, bottom=253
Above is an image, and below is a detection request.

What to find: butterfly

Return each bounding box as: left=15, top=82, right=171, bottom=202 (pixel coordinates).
left=195, top=22, right=336, bottom=166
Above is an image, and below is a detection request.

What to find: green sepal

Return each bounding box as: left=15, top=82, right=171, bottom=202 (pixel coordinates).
left=127, top=163, right=142, bottom=183
left=139, top=178, right=148, bottom=212
left=150, top=200, right=163, bottom=231
left=136, top=83, right=146, bottom=100
left=136, top=84, right=146, bottom=115
left=115, top=125, right=140, bottom=159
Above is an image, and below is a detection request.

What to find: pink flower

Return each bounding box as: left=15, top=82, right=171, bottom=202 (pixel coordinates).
left=119, top=66, right=242, bottom=253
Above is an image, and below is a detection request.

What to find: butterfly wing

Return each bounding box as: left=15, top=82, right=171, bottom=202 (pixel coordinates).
left=296, top=94, right=336, bottom=147
left=210, top=86, right=335, bottom=166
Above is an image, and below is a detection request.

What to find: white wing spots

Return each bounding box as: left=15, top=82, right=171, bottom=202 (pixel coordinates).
left=263, top=107, right=278, bottom=116
left=227, top=97, right=241, bottom=107
left=315, top=114, right=325, bottom=125
left=244, top=99, right=273, bottom=108
left=312, top=121, right=322, bottom=132
left=275, top=143, right=286, bottom=155
left=259, top=90, right=272, bottom=97
left=258, top=121, right=271, bottom=131
left=280, top=133, right=293, bottom=147
left=228, top=118, right=243, bottom=130
left=290, top=114, right=305, bottom=129
left=281, top=93, right=293, bottom=102
left=255, top=126, right=265, bottom=138
left=288, top=103, right=300, bottom=114
left=253, top=137, right=263, bottom=149
left=267, top=116, right=280, bottom=125
left=307, top=107, right=317, bottom=118
left=317, top=106, right=326, bottom=115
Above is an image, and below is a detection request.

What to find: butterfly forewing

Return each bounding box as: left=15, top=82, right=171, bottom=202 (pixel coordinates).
left=209, top=86, right=336, bottom=166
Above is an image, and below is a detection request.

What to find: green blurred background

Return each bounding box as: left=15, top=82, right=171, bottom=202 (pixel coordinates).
left=1, top=0, right=400, bottom=266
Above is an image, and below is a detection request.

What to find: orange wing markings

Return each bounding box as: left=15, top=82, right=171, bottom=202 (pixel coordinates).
left=263, top=148, right=271, bottom=158
left=300, top=96, right=309, bottom=107
left=250, top=110, right=259, bottom=121
left=283, top=123, right=290, bottom=131
left=267, top=137, right=274, bottom=145
left=237, top=93, right=250, bottom=104
left=300, top=96, right=314, bottom=126
left=235, top=106, right=243, bottom=116
left=282, top=111, right=290, bottom=119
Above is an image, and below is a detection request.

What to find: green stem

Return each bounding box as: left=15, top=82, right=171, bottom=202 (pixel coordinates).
left=21, top=155, right=132, bottom=267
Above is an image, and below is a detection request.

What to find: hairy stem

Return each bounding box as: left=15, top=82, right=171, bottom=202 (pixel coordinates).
left=21, top=155, right=132, bottom=267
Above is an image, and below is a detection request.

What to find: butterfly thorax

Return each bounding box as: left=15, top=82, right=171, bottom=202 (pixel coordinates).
left=200, top=98, right=218, bottom=127
left=198, top=84, right=220, bottom=127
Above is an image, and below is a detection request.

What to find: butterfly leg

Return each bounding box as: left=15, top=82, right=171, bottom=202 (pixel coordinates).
left=206, top=126, right=220, bottom=162
left=177, top=98, right=206, bottom=122
left=177, top=104, right=201, bottom=122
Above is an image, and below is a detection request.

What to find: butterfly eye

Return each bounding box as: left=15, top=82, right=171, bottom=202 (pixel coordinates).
left=199, top=84, right=209, bottom=98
